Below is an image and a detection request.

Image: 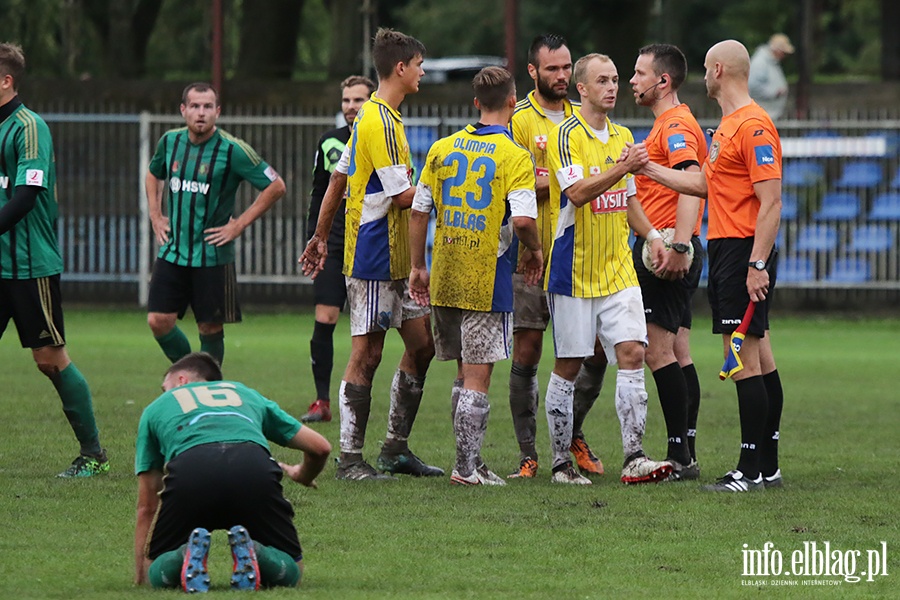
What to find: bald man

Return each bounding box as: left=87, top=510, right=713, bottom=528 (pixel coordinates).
left=628, top=40, right=784, bottom=493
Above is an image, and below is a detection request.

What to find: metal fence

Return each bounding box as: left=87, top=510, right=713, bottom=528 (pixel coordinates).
left=43, top=107, right=900, bottom=306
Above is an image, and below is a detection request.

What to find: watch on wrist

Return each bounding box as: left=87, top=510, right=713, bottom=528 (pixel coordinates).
left=748, top=259, right=766, bottom=271
left=671, top=242, right=690, bottom=254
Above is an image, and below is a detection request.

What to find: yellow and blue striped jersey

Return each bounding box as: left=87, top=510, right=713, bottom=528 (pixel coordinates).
left=417, top=124, right=536, bottom=312
left=344, top=94, right=413, bottom=280
left=546, top=112, right=638, bottom=298
left=510, top=91, right=580, bottom=265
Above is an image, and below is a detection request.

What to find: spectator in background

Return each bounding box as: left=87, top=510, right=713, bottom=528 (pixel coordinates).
left=748, top=34, right=794, bottom=120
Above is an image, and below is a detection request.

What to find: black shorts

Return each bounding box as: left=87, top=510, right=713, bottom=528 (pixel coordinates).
left=148, top=259, right=241, bottom=324
left=707, top=238, right=778, bottom=336
left=0, top=275, right=66, bottom=348
left=146, top=442, right=302, bottom=561
left=633, top=236, right=705, bottom=334
left=313, top=253, right=347, bottom=309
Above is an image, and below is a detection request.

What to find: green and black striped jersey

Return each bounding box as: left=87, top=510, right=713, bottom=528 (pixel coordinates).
left=149, top=127, right=278, bottom=267
left=0, top=98, right=62, bottom=279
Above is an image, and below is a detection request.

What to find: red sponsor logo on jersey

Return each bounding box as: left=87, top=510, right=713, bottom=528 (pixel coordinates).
left=535, top=135, right=548, bottom=150
left=535, top=167, right=549, bottom=177
left=590, top=188, right=628, bottom=214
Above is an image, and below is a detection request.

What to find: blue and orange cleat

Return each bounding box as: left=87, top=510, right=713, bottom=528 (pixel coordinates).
left=181, top=527, right=211, bottom=593
left=228, top=525, right=261, bottom=591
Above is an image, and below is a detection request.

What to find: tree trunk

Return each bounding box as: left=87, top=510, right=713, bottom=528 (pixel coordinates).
left=82, top=0, right=163, bottom=78
left=236, top=0, right=305, bottom=80
left=586, top=0, right=651, bottom=83
left=327, top=0, right=365, bottom=78
left=882, top=0, right=900, bottom=80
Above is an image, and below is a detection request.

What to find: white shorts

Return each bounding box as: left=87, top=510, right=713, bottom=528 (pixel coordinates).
left=548, top=286, right=647, bottom=363
left=346, top=277, right=430, bottom=336
left=432, top=306, right=511, bottom=364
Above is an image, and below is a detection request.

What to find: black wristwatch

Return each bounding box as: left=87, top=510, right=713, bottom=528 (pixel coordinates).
left=748, top=259, right=766, bottom=271
left=671, top=242, right=691, bottom=254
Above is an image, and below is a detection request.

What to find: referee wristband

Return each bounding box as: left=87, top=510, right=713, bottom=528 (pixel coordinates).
left=645, top=228, right=662, bottom=243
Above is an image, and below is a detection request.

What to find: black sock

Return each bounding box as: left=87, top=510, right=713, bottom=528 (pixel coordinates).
left=508, top=362, right=539, bottom=459
left=199, top=330, right=224, bottom=366
left=652, top=362, right=691, bottom=465
left=682, top=363, right=701, bottom=460
left=735, top=376, right=768, bottom=480
left=310, top=321, right=336, bottom=401
left=761, top=369, right=783, bottom=477
left=572, top=359, right=606, bottom=438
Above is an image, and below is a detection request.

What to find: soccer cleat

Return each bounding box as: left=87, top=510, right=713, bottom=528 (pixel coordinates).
left=300, top=399, right=332, bottom=423
left=570, top=436, right=604, bottom=475
left=335, top=458, right=397, bottom=481
left=665, top=459, right=701, bottom=482
left=476, top=463, right=507, bottom=486
left=228, top=525, right=261, bottom=591
left=376, top=449, right=444, bottom=477
left=57, top=450, right=110, bottom=478
left=620, top=453, right=673, bottom=484
left=507, top=456, right=539, bottom=479
left=450, top=469, right=482, bottom=486
left=181, top=527, right=211, bottom=594
left=763, top=469, right=783, bottom=489
left=703, top=470, right=765, bottom=493
left=551, top=462, right=592, bottom=485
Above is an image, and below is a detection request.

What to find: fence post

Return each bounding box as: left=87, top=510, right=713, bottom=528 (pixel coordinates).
left=138, top=111, right=151, bottom=306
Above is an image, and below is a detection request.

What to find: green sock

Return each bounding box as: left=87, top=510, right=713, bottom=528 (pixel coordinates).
left=254, top=542, right=301, bottom=588
left=199, top=331, right=225, bottom=366
left=54, top=363, right=101, bottom=456
left=155, top=326, right=191, bottom=363
left=148, top=545, right=185, bottom=589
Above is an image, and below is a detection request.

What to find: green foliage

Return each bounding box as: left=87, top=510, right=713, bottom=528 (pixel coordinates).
left=0, top=0, right=890, bottom=80
left=0, top=309, right=897, bottom=598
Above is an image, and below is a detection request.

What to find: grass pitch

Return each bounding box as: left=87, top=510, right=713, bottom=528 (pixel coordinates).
left=0, top=308, right=897, bottom=599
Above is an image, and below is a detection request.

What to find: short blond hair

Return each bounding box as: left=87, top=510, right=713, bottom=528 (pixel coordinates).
left=573, top=53, right=612, bottom=85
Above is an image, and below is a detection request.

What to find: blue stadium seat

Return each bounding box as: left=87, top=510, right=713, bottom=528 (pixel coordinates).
left=890, top=166, right=900, bottom=189
left=825, top=258, right=871, bottom=283
left=813, top=192, right=861, bottom=221
left=796, top=224, right=838, bottom=252
left=782, top=161, right=825, bottom=187
left=833, top=161, right=883, bottom=189
left=868, top=193, right=900, bottom=220
left=778, top=256, right=815, bottom=283
left=405, top=126, right=438, bottom=155
left=630, top=128, right=652, bottom=143
left=781, top=192, right=799, bottom=220
left=849, top=224, right=893, bottom=252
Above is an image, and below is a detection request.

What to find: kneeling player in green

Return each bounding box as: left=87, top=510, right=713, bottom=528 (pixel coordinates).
left=134, top=353, right=331, bottom=591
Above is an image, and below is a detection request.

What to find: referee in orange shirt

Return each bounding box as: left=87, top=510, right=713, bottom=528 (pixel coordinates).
left=627, top=44, right=706, bottom=481
left=629, top=40, right=784, bottom=493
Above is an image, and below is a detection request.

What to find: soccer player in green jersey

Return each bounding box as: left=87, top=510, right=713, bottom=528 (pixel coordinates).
left=146, top=83, right=286, bottom=367
left=134, top=352, right=331, bottom=592
left=0, top=42, right=108, bottom=478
